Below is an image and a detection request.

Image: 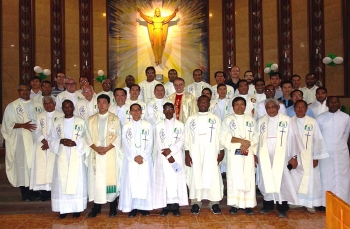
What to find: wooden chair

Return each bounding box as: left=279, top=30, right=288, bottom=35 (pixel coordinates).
left=326, top=191, right=350, bottom=229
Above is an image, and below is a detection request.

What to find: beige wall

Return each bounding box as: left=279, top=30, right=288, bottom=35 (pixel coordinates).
left=1, top=0, right=350, bottom=113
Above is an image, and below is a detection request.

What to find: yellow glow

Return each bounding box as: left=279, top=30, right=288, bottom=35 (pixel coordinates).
left=102, top=13, right=106, bottom=17
left=209, top=13, right=212, bottom=17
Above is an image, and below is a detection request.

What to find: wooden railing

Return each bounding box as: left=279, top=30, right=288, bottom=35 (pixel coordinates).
left=326, top=191, right=350, bottom=229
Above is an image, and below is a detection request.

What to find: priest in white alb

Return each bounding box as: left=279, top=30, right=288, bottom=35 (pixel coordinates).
left=125, top=84, right=146, bottom=123
left=48, top=100, right=88, bottom=219
left=85, top=94, right=122, bottom=218
left=221, top=97, right=257, bottom=215
left=290, top=100, right=328, bottom=213
left=256, top=98, right=303, bottom=218
left=153, top=102, right=188, bottom=216
left=75, top=85, right=98, bottom=121
left=1, top=84, right=38, bottom=201
left=317, top=96, right=350, bottom=209
left=185, top=95, right=224, bottom=215
left=118, top=103, right=154, bottom=218
left=138, top=66, right=161, bottom=103
left=185, top=69, right=211, bottom=100
left=30, top=96, right=64, bottom=201
left=55, top=78, right=84, bottom=111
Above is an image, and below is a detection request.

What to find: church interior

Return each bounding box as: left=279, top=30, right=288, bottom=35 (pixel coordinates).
left=1, top=0, right=349, bottom=228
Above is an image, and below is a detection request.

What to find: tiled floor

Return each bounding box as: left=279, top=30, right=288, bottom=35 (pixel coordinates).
left=0, top=205, right=325, bottom=229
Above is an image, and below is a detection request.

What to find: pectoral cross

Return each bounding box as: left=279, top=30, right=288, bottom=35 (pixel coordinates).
left=174, top=133, right=180, bottom=142
left=143, top=135, right=148, bottom=146
left=248, top=127, right=252, bottom=139
left=280, top=128, right=286, bottom=147
left=75, top=131, right=81, bottom=138
left=209, top=123, right=215, bottom=142
left=305, top=131, right=311, bottom=149
left=127, top=115, right=132, bottom=121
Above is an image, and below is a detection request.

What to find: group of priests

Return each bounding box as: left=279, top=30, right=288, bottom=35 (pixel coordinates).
left=1, top=66, right=350, bottom=219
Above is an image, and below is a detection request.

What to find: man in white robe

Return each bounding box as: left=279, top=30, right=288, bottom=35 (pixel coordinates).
left=124, top=75, right=143, bottom=101
left=118, top=104, right=154, bottom=217
left=97, top=78, right=116, bottom=105
left=201, top=88, right=217, bottom=113
left=290, top=100, right=328, bottom=213
left=125, top=84, right=146, bottom=123
left=255, top=84, right=286, bottom=120
left=48, top=100, right=88, bottom=218
left=185, top=69, right=211, bottom=100
left=109, top=88, right=128, bottom=125
left=31, top=96, right=64, bottom=201
left=231, top=80, right=257, bottom=117
left=85, top=94, right=122, bottom=218
left=139, top=66, right=161, bottom=103
left=244, top=70, right=256, bottom=95
left=221, top=97, right=257, bottom=214
left=153, top=102, right=188, bottom=216
left=211, top=71, right=234, bottom=100
left=146, top=84, right=172, bottom=126
left=164, top=69, right=177, bottom=98
left=317, top=96, right=350, bottom=210
left=308, top=87, right=328, bottom=117
left=1, top=84, right=38, bottom=201
left=55, top=78, right=84, bottom=111
left=185, top=95, right=224, bottom=215
left=254, top=79, right=266, bottom=104
left=75, top=85, right=98, bottom=121
left=256, top=98, right=303, bottom=218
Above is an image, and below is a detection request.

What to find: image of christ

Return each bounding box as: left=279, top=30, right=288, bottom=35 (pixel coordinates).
left=137, top=7, right=179, bottom=66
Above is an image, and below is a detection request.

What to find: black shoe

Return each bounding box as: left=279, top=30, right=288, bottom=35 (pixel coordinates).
left=72, top=212, right=81, bottom=218
left=245, top=208, right=254, bottom=215
left=88, top=208, right=101, bottom=218
left=211, top=204, right=221, bottom=214
left=229, top=207, right=238, bottom=214
left=160, top=208, right=168, bottom=216
left=140, top=210, right=150, bottom=216
left=316, top=206, right=326, bottom=213
left=128, top=209, right=138, bottom=218
left=109, top=210, right=117, bottom=218
left=278, top=211, right=287, bottom=218
left=58, top=214, right=67, bottom=219
left=191, top=204, right=200, bottom=215
left=260, top=207, right=273, bottom=214
left=21, top=195, right=33, bottom=202
left=173, top=209, right=181, bottom=217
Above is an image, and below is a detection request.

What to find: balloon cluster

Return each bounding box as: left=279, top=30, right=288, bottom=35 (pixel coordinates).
left=34, top=66, right=51, bottom=79
left=264, top=63, right=278, bottom=75
left=96, top=70, right=107, bottom=83
left=322, top=53, right=343, bottom=66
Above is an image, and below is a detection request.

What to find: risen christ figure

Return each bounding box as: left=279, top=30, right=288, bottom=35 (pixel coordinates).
left=137, top=7, right=179, bottom=65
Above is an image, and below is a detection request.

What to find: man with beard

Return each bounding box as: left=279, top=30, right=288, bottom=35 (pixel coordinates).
left=185, top=69, right=211, bottom=100
left=164, top=69, right=178, bottom=98
left=301, top=74, right=318, bottom=104
left=308, top=87, right=328, bottom=117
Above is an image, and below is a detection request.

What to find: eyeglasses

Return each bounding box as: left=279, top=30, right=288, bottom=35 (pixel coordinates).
left=80, top=80, right=88, bottom=83
left=265, top=89, right=275, bottom=92
left=65, top=83, right=76, bottom=86
left=103, top=82, right=111, bottom=85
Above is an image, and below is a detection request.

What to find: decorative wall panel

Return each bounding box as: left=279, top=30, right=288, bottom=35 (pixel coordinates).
left=79, top=0, right=93, bottom=84
left=277, top=0, right=292, bottom=80
left=309, top=0, right=325, bottom=85
left=222, top=0, right=235, bottom=75
left=249, top=0, right=263, bottom=79
left=50, top=0, right=65, bottom=83
left=19, top=0, right=35, bottom=84
left=343, top=0, right=350, bottom=96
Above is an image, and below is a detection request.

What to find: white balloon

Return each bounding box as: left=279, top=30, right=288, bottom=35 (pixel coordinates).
left=34, top=66, right=42, bottom=73
left=264, top=67, right=271, bottom=74
left=333, top=57, right=343, bottom=64
left=322, top=57, right=332, bottom=64
left=98, top=70, right=104, bottom=76
left=43, top=69, right=51, bottom=75
left=271, top=63, right=278, bottom=71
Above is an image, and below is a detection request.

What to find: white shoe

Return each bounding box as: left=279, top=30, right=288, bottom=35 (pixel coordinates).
left=307, top=207, right=316, bottom=213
